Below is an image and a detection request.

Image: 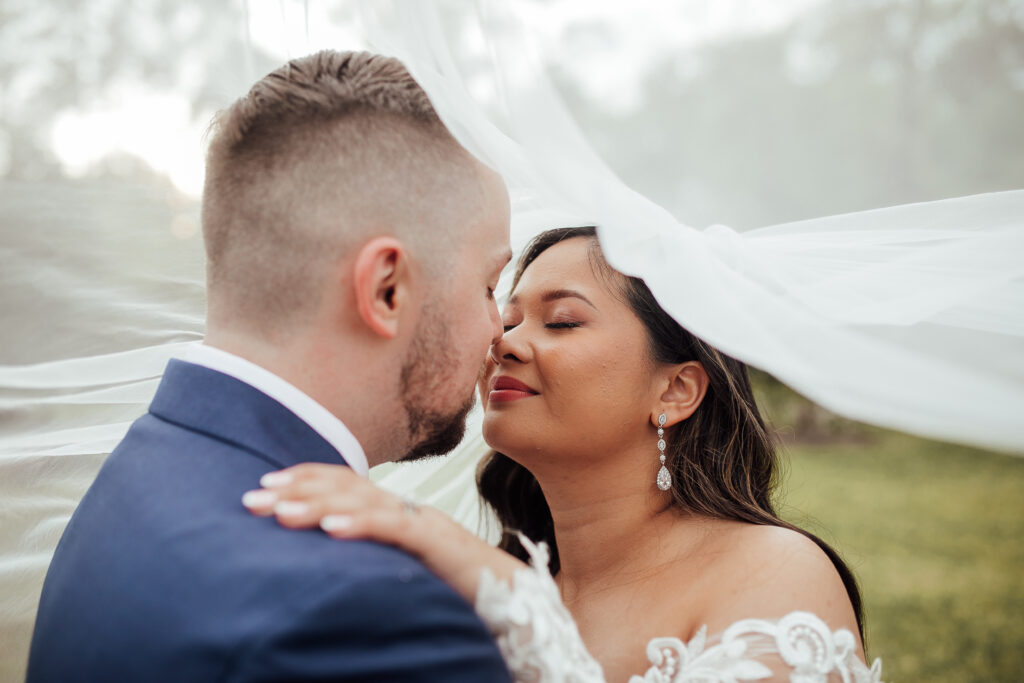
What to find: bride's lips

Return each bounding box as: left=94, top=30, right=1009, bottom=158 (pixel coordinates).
left=488, top=375, right=539, bottom=403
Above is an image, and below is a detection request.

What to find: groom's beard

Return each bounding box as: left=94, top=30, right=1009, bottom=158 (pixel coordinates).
left=397, top=307, right=476, bottom=463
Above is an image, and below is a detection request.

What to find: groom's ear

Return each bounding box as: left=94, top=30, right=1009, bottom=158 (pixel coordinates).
left=657, top=361, right=710, bottom=426
left=352, top=237, right=411, bottom=339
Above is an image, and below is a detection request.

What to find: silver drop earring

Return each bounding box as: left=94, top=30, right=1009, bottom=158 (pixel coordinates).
left=656, top=413, right=672, bottom=491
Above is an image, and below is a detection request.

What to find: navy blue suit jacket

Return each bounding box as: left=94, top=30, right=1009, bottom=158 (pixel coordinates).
left=27, top=360, right=510, bottom=682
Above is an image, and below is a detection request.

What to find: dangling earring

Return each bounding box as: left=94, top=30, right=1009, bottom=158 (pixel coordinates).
left=656, top=413, right=672, bottom=491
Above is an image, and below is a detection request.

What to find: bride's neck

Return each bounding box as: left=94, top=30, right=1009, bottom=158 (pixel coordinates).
left=532, top=456, right=681, bottom=604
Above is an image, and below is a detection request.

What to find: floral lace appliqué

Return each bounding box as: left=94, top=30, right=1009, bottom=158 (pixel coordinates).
left=476, top=534, right=606, bottom=682
left=630, top=612, right=884, bottom=683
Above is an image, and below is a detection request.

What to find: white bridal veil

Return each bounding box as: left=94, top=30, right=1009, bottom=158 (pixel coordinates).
left=1, top=0, right=1022, bottom=676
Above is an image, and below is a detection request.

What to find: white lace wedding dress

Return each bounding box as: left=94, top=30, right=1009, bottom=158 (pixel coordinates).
left=474, top=538, right=884, bottom=683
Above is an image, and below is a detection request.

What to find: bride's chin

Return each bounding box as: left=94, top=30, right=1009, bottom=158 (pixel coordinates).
left=482, top=408, right=549, bottom=460
left=480, top=425, right=502, bottom=452
left=481, top=418, right=520, bottom=458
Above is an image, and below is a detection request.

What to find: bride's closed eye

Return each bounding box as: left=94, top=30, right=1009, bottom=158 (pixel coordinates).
left=501, top=319, right=583, bottom=332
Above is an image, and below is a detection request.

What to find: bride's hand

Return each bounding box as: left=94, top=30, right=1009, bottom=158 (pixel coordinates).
left=241, top=463, right=526, bottom=604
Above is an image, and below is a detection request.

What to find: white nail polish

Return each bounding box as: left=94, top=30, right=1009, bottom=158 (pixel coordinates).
left=260, top=471, right=293, bottom=488
left=241, top=490, right=277, bottom=508
left=274, top=501, right=309, bottom=517
left=321, top=515, right=353, bottom=532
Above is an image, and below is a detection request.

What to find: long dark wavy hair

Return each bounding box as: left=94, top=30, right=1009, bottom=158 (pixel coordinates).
left=476, top=226, right=865, bottom=641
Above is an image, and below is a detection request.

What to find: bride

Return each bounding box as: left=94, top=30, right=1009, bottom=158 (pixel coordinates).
left=243, top=226, right=881, bottom=683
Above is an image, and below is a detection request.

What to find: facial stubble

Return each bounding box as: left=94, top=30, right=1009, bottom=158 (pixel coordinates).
left=398, top=305, right=477, bottom=462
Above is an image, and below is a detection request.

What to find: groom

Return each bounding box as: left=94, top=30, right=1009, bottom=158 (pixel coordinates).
left=27, top=51, right=512, bottom=681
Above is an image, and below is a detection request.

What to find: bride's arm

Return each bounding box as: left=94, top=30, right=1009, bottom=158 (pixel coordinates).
left=243, top=463, right=607, bottom=683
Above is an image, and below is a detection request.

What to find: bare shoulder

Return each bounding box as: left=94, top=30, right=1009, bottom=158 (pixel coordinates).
left=687, top=522, right=862, bottom=648
left=723, top=523, right=839, bottom=577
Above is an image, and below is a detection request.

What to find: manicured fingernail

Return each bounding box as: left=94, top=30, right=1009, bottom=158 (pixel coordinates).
left=274, top=501, right=309, bottom=517
left=242, top=490, right=278, bottom=508
left=260, top=471, right=293, bottom=488
left=321, top=515, right=353, bottom=532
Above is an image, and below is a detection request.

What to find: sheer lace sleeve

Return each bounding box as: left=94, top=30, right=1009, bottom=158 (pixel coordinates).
left=475, top=535, right=607, bottom=683
left=473, top=536, right=884, bottom=683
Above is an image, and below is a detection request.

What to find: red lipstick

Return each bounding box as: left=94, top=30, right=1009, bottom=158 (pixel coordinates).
left=488, top=375, right=539, bottom=403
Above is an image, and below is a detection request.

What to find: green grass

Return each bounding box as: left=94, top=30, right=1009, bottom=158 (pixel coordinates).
left=778, top=431, right=1024, bottom=682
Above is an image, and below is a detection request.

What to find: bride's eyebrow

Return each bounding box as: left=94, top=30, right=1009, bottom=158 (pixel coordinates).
left=507, top=289, right=597, bottom=310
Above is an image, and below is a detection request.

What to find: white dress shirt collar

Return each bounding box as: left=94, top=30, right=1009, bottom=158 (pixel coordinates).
left=181, top=343, right=369, bottom=477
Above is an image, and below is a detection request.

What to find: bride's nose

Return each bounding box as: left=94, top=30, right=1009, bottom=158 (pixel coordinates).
left=488, top=325, right=530, bottom=365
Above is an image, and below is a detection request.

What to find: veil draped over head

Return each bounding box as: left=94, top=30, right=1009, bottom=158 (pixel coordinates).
left=1, top=0, right=1022, bottom=676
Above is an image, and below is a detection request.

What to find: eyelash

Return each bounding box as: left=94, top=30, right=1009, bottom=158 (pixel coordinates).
left=501, top=322, right=581, bottom=332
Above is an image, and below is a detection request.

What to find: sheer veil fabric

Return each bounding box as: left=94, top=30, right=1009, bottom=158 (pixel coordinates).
left=359, top=1, right=1024, bottom=453
left=1, top=0, right=1022, bottom=676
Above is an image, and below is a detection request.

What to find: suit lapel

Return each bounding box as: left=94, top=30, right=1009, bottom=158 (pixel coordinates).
left=149, top=359, right=350, bottom=471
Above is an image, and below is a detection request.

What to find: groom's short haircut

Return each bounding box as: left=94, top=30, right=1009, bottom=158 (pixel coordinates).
left=202, top=50, right=490, bottom=336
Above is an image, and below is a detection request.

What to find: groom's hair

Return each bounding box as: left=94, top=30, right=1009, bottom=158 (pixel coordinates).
left=201, top=50, right=487, bottom=337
